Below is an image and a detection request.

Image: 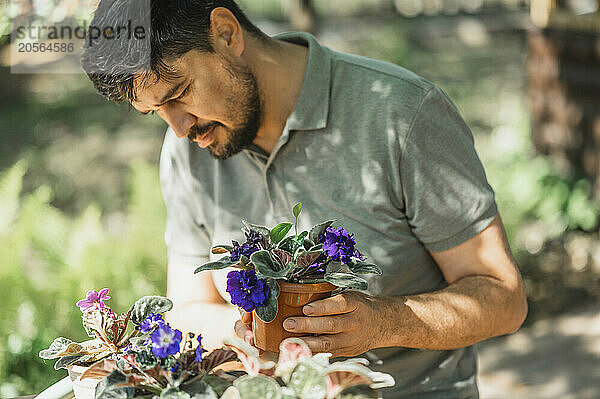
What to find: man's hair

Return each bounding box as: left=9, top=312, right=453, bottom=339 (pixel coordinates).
left=81, top=0, right=266, bottom=103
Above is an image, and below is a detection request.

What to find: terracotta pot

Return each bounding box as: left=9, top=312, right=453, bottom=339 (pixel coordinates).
left=68, top=365, right=102, bottom=399
left=252, top=281, right=336, bottom=353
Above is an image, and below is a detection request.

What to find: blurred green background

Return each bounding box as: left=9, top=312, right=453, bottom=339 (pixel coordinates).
left=1, top=0, right=599, bottom=396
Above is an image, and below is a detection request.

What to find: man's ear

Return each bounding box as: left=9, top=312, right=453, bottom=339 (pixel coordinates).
left=209, top=7, right=245, bottom=58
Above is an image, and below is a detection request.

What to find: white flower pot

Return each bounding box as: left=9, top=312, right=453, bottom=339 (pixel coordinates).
left=68, top=365, right=102, bottom=399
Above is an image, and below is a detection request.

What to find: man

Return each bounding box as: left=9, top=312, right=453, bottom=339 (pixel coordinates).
left=82, top=1, right=527, bottom=397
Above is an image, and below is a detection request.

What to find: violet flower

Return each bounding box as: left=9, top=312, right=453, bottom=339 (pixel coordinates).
left=195, top=335, right=205, bottom=363
left=150, top=324, right=182, bottom=358
left=226, top=270, right=270, bottom=312
left=76, top=288, right=111, bottom=312
left=139, top=313, right=165, bottom=334
left=229, top=230, right=262, bottom=261
left=322, top=226, right=360, bottom=265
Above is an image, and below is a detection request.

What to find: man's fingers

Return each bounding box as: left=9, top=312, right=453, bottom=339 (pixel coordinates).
left=303, top=293, right=356, bottom=316
left=234, top=319, right=254, bottom=345
left=283, top=314, right=353, bottom=334
left=241, top=310, right=252, bottom=324
left=298, top=334, right=342, bottom=354
left=237, top=308, right=252, bottom=324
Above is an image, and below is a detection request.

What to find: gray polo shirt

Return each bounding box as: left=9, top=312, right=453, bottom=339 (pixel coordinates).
left=160, top=32, right=497, bottom=398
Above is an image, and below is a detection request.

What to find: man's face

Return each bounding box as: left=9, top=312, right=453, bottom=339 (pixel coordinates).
left=131, top=50, right=263, bottom=160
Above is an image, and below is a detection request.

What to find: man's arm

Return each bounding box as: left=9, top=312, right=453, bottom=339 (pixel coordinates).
left=167, top=263, right=226, bottom=306
left=166, top=264, right=240, bottom=349
left=277, top=214, right=527, bottom=357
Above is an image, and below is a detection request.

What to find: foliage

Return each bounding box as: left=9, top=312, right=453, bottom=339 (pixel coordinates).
left=222, top=337, right=395, bottom=399
left=0, top=160, right=167, bottom=397
left=195, top=204, right=382, bottom=322
left=479, top=101, right=600, bottom=321
left=37, top=289, right=238, bottom=398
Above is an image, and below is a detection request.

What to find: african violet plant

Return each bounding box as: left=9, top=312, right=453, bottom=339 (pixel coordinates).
left=221, top=337, right=395, bottom=399
left=39, top=289, right=240, bottom=398
left=194, top=203, right=382, bottom=323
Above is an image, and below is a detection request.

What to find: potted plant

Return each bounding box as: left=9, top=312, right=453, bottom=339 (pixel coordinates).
left=195, top=203, right=382, bottom=352
left=39, top=288, right=240, bottom=398
left=221, top=336, right=395, bottom=399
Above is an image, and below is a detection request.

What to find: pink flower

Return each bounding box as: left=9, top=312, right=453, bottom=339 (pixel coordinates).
left=76, top=288, right=111, bottom=312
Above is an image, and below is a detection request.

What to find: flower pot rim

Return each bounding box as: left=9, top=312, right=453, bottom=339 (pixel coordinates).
left=69, top=364, right=89, bottom=372
left=277, top=281, right=336, bottom=293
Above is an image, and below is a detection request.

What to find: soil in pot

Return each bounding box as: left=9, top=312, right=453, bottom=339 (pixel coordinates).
left=252, top=281, right=335, bottom=353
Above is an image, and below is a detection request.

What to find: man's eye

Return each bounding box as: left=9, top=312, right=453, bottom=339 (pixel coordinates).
left=175, top=85, right=191, bottom=100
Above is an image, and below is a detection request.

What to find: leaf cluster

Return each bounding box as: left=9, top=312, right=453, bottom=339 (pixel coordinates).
left=195, top=204, right=382, bottom=323
left=39, top=296, right=173, bottom=370
left=221, top=337, right=395, bottom=399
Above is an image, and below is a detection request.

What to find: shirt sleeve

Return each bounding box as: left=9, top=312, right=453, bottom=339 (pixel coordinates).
left=399, top=86, right=497, bottom=252
left=159, top=129, right=212, bottom=267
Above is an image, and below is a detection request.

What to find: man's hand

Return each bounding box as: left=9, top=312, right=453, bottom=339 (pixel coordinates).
left=234, top=309, right=255, bottom=345
left=283, top=292, right=382, bottom=358
left=233, top=215, right=527, bottom=355
left=234, top=292, right=383, bottom=358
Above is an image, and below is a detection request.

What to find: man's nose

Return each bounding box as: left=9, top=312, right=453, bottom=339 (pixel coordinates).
left=161, top=104, right=196, bottom=138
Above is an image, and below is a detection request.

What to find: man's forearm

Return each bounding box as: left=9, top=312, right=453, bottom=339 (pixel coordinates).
left=374, top=275, right=527, bottom=351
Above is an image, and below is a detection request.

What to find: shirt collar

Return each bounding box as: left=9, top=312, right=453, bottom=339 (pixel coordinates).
left=273, top=32, right=332, bottom=131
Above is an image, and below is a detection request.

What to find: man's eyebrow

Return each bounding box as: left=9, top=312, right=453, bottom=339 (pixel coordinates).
left=153, top=80, right=187, bottom=107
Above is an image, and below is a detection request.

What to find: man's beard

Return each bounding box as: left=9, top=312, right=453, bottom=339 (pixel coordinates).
left=188, top=58, right=263, bottom=161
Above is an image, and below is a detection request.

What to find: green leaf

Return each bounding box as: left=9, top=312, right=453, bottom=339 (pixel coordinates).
left=308, top=243, right=323, bottom=251
left=199, top=348, right=238, bottom=373
left=295, top=231, right=308, bottom=246
left=293, top=203, right=303, bottom=218
left=212, top=245, right=233, bottom=254
left=281, top=387, right=297, bottom=399
left=54, top=355, right=82, bottom=370
left=349, top=261, right=382, bottom=275
left=272, top=248, right=292, bottom=268
left=338, top=385, right=379, bottom=398
left=325, top=261, right=348, bottom=274
left=160, top=387, right=191, bottom=399
left=308, top=220, right=335, bottom=244
left=131, top=296, right=173, bottom=325
left=251, top=251, right=292, bottom=279
left=234, top=375, right=282, bottom=399
left=195, top=256, right=237, bottom=273
left=201, top=375, right=233, bottom=397
left=95, top=370, right=135, bottom=399
left=297, top=278, right=327, bottom=284
left=255, top=278, right=280, bottom=323
left=270, top=223, right=293, bottom=244
left=278, top=236, right=296, bottom=253
left=324, top=273, right=368, bottom=290
left=326, top=361, right=395, bottom=390
left=297, top=250, right=323, bottom=268
left=181, top=379, right=219, bottom=398
left=288, top=360, right=328, bottom=399
left=220, top=387, right=242, bottom=399
left=241, top=220, right=272, bottom=245
left=39, top=337, right=78, bottom=359
left=303, top=238, right=315, bottom=250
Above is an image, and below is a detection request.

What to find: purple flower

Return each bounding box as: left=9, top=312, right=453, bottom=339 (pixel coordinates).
left=150, top=324, right=183, bottom=358
left=230, top=231, right=262, bottom=261
left=226, top=270, right=270, bottom=312
left=322, top=227, right=360, bottom=265
left=123, top=345, right=135, bottom=353
left=139, top=313, right=165, bottom=334
left=245, top=230, right=263, bottom=246
left=76, top=288, right=111, bottom=312
left=195, top=335, right=205, bottom=363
